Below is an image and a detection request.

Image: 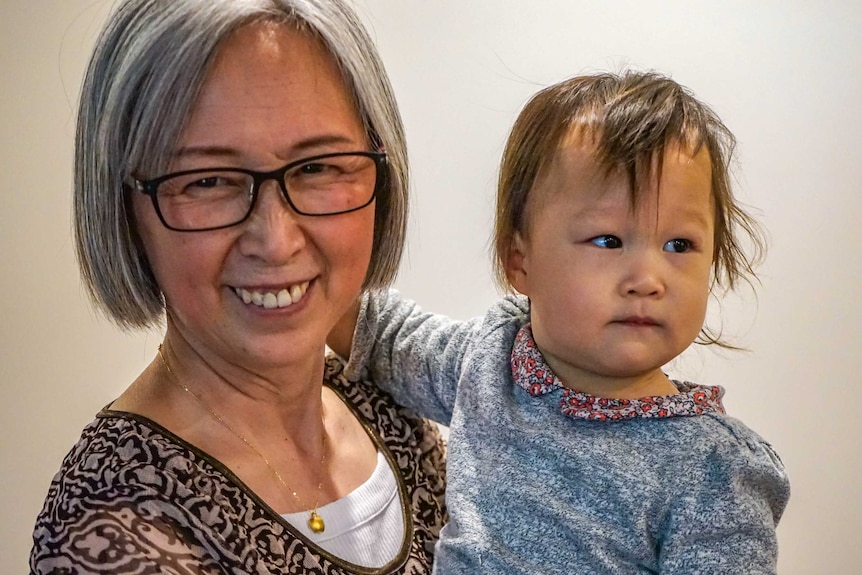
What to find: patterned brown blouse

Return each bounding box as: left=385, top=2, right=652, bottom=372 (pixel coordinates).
left=30, top=357, right=447, bottom=574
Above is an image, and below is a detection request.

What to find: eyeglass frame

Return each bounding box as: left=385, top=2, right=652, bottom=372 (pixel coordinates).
left=129, top=150, right=388, bottom=232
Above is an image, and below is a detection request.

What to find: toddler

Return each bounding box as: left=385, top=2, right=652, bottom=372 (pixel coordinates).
left=332, top=70, right=789, bottom=574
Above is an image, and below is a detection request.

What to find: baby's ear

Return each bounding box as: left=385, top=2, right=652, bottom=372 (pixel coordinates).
left=505, top=231, right=530, bottom=296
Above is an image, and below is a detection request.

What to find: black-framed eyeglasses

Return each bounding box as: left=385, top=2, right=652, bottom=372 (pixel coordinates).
left=131, top=151, right=387, bottom=232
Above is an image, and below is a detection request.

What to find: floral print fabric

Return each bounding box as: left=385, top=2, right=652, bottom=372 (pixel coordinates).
left=510, top=324, right=726, bottom=421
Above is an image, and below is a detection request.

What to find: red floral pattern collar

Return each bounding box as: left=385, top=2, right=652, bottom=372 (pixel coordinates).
left=510, top=324, right=726, bottom=421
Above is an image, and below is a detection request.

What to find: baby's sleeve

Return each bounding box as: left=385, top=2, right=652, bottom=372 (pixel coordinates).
left=343, top=289, right=483, bottom=425
left=658, top=423, right=791, bottom=574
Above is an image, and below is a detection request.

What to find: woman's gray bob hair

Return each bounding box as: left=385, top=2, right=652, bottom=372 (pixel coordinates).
left=75, top=0, right=408, bottom=329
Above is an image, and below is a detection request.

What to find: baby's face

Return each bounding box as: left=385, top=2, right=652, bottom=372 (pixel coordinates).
left=506, top=140, right=715, bottom=396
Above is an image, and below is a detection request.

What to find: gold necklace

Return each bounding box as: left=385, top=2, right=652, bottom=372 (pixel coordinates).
left=158, top=345, right=328, bottom=533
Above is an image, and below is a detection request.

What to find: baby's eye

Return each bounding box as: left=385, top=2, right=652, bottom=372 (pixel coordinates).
left=663, top=238, right=692, bottom=253
left=590, top=235, right=622, bottom=249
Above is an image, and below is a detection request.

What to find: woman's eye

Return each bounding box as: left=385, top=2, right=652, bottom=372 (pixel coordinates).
left=664, top=238, right=692, bottom=253
left=298, top=162, right=330, bottom=175
left=590, top=235, right=622, bottom=249
left=171, top=173, right=248, bottom=198
left=189, top=176, right=222, bottom=188
left=184, top=174, right=246, bottom=190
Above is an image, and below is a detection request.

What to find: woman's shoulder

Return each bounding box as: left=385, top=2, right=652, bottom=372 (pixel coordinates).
left=31, top=413, right=242, bottom=572
left=39, top=409, right=269, bottom=526
left=41, top=411, right=208, bottom=503
left=33, top=410, right=372, bottom=573
left=61, top=411, right=182, bottom=471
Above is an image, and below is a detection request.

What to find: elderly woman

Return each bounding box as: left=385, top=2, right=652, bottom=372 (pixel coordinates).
left=29, top=0, right=446, bottom=573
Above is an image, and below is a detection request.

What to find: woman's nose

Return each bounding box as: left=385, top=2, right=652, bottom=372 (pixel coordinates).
left=237, top=181, right=306, bottom=261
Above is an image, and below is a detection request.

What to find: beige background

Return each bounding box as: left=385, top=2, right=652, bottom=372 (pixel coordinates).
left=3, top=0, right=860, bottom=572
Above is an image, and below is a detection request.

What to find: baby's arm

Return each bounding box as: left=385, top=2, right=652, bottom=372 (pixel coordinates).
left=330, top=289, right=483, bottom=425
left=658, top=425, right=790, bottom=574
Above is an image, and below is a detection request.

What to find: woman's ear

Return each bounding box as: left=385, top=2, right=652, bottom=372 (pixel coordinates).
left=505, top=231, right=530, bottom=296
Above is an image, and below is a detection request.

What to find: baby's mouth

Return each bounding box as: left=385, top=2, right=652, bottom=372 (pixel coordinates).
left=234, top=281, right=309, bottom=309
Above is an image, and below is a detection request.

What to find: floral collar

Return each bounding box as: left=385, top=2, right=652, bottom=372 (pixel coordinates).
left=510, top=324, right=726, bottom=421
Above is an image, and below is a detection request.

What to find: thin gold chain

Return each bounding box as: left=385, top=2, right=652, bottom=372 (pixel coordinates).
left=158, top=344, right=328, bottom=532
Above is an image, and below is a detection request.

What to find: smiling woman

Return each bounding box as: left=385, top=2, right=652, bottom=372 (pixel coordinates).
left=28, top=1, right=445, bottom=573
left=129, top=22, right=380, bottom=374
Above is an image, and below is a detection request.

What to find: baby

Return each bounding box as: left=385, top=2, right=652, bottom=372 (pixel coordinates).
left=332, top=70, right=790, bottom=574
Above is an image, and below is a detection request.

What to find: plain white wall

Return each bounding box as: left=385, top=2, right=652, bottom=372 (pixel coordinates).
left=2, top=1, right=860, bottom=572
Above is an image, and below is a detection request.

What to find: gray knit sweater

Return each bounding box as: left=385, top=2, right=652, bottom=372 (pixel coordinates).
left=344, top=290, right=789, bottom=575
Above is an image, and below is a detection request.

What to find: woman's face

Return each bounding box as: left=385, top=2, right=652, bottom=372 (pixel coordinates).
left=132, top=22, right=376, bottom=372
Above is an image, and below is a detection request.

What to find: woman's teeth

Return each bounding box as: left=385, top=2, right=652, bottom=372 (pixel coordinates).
left=235, top=282, right=309, bottom=309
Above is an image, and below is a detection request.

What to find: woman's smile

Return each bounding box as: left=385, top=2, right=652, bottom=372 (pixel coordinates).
left=234, top=281, right=311, bottom=309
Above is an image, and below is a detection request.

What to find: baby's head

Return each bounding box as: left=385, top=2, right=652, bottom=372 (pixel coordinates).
left=494, top=71, right=764, bottom=349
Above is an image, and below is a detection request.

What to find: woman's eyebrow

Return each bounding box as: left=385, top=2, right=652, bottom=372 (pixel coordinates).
left=170, top=135, right=363, bottom=162
left=170, top=145, right=238, bottom=160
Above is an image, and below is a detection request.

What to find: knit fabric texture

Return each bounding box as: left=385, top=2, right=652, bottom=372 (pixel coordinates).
left=344, top=289, right=790, bottom=575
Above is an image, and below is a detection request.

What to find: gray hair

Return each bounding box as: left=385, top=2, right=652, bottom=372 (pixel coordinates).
left=75, top=0, right=408, bottom=329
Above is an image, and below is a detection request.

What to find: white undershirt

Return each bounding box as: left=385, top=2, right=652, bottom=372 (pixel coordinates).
left=282, top=450, right=404, bottom=567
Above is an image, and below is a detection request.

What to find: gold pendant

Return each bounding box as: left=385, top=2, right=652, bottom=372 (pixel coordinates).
left=308, top=510, right=325, bottom=533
